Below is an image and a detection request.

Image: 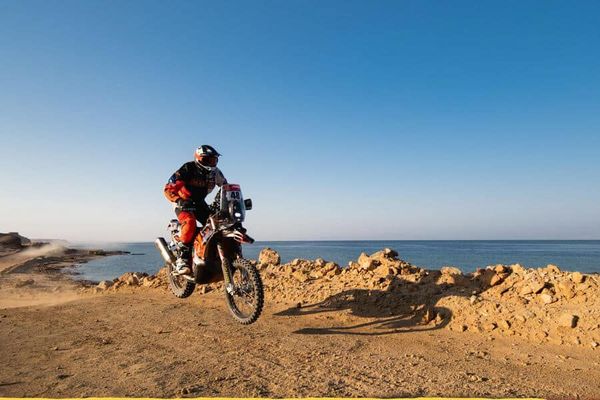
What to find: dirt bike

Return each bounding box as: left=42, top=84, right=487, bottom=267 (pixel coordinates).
left=155, top=184, right=263, bottom=324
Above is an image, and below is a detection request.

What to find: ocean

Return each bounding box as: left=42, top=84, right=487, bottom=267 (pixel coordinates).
left=74, top=240, right=600, bottom=282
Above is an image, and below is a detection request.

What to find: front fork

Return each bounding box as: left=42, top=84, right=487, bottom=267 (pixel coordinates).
left=217, top=243, right=236, bottom=295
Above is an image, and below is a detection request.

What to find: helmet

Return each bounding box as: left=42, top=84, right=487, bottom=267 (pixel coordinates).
left=194, top=145, right=221, bottom=171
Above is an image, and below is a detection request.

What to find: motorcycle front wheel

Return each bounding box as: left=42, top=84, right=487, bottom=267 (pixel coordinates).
left=224, top=258, right=264, bottom=324
left=167, top=262, right=196, bottom=298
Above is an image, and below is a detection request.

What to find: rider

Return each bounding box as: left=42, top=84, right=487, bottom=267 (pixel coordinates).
left=163, top=145, right=227, bottom=274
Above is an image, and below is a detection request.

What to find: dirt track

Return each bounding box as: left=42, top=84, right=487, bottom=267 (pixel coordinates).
left=1, top=287, right=599, bottom=398
left=1, top=243, right=600, bottom=398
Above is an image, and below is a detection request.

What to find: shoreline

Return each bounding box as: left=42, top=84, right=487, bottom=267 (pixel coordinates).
left=0, top=240, right=130, bottom=308
left=61, top=240, right=600, bottom=284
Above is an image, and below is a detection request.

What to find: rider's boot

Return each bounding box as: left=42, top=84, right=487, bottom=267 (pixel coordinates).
left=174, top=243, right=192, bottom=275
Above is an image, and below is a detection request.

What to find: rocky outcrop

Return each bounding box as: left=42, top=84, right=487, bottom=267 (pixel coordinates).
left=93, top=271, right=167, bottom=292
left=0, top=232, right=31, bottom=250
left=257, top=248, right=600, bottom=348
left=258, top=247, right=280, bottom=266
left=98, top=247, right=600, bottom=349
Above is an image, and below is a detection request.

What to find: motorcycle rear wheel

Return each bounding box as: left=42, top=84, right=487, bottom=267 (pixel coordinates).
left=167, top=262, right=196, bottom=298
left=224, top=258, right=264, bottom=324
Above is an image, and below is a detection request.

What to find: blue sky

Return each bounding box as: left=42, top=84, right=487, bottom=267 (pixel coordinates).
left=1, top=0, right=599, bottom=241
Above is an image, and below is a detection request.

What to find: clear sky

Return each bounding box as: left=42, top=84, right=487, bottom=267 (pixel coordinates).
left=1, top=0, right=599, bottom=242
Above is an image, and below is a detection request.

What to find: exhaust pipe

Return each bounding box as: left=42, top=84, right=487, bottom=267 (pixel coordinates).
left=155, top=237, right=176, bottom=265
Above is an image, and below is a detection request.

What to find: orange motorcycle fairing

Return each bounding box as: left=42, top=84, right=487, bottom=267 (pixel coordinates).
left=193, top=231, right=207, bottom=259
left=193, top=223, right=215, bottom=260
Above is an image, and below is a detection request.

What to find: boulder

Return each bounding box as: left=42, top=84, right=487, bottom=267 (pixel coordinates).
left=258, top=248, right=280, bottom=266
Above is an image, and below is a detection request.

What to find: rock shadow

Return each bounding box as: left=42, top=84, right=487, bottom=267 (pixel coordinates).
left=275, top=269, right=501, bottom=336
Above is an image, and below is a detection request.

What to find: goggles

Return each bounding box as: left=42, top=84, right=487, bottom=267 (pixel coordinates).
left=199, top=155, right=218, bottom=167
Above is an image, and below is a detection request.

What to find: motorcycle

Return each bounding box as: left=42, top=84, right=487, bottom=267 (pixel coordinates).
left=154, top=184, right=263, bottom=324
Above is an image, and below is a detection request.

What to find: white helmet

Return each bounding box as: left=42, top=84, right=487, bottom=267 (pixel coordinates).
left=194, top=145, right=221, bottom=171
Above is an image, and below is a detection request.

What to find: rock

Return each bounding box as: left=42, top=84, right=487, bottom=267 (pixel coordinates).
left=499, top=320, right=511, bottom=330
left=519, top=285, right=534, bottom=296
left=515, top=314, right=527, bottom=323
left=291, top=258, right=301, bottom=266
left=88, top=249, right=106, bottom=256
left=314, top=258, right=326, bottom=268
left=545, top=264, right=561, bottom=273
left=383, top=248, right=399, bottom=258
left=97, top=280, right=112, bottom=290
left=292, top=271, right=309, bottom=283
left=556, top=281, right=575, bottom=299
left=373, top=265, right=391, bottom=278
left=510, top=263, right=525, bottom=274
left=358, top=253, right=378, bottom=270
left=0, top=232, right=28, bottom=249
left=118, top=272, right=139, bottom=286
left=592, top=341, right=599, bottom=349
left=529, top=279, right=546, bottom=294
left=540, top=293, right=555, bottom=304
left=309, top=270, right=324, bottom=279
left=258, top=248, right=280, bottom=266
left=557, top=313, right=578, bottom=328
left=483, top=322, right=497, bottom=332
left=571, top=272, right=585, bottom=284
left=494, top=265, right=508, bottom=274
left=141, top=277, right=155, bottom=287
left=489, top=273, right=504, bottom=287
left=322, top=262, right=337, bottom=273
left=325, top=267, right=341, bottom=278
left=441, top=266, right=462, bottom=275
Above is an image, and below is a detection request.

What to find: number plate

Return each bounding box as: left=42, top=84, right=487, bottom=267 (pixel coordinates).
left=225, top=190, right=241, bottom=201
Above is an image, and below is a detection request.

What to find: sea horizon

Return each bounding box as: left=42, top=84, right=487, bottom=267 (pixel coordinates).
left=73, top=239, right=600, bottom=282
